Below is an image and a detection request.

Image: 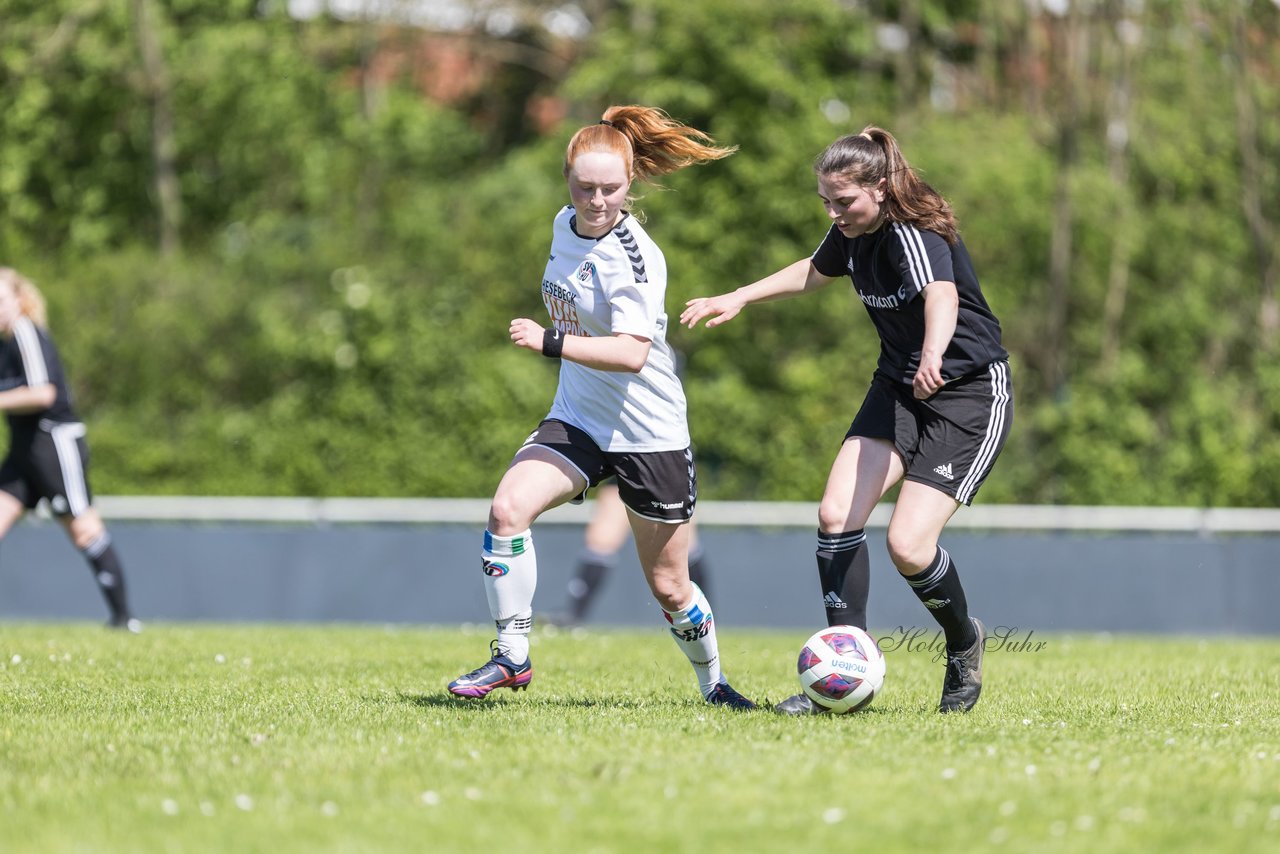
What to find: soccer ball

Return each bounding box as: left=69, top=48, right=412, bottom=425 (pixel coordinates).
left=796, top=625, right=886, bottom=713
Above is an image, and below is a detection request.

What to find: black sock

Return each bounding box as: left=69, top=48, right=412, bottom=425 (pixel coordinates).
left=566, top=551, right=612, bottom=621
left=905, top=546, right=976, bottom=653
left=816, top=529, right=869, bottom=630
left=688, top=542, right=710, bottom=600
left=82, top=532, right=132, bottom=622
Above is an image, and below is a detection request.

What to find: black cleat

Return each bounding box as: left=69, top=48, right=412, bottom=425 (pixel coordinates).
left=706, top=681, right=756, bottom=711
left=773, top=693, right=829, bottom=716
left=939, top=617, right=986, bottom=713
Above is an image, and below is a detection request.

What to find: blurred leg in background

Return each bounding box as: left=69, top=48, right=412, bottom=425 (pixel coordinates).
left=558, top=479, right=711, bottom=625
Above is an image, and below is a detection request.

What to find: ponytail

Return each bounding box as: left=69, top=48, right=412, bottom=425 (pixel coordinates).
left=564, top=105, right=736, bottom=184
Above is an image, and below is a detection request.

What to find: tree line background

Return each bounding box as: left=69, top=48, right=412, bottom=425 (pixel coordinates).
left=1, top=0, right=1277, bottom=505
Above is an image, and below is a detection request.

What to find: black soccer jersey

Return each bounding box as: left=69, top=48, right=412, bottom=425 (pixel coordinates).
left=0, top=317, right=78, bottom=441
left=811, top=222, right=1007, bottom=384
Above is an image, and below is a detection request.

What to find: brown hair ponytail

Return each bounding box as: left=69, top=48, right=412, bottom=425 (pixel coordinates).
left=814, top=126, right=959, bottom=243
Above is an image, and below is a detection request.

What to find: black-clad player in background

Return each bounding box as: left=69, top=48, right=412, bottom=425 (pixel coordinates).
left=682, top=126, right=1013, bottom=714
left=0, top=268, right=140, bottom=632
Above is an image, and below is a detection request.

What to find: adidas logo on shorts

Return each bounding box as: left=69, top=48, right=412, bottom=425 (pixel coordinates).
left=933, top=463, right=954, bottom=481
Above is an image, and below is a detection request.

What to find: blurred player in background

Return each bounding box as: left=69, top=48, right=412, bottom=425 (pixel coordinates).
left=448, top=105, right=753, bottom=710
left=553, top=477, right=711, bottom=626
left=683, top=126, right=1013, bottom=715
left=0, top=268, right=141, bottom=632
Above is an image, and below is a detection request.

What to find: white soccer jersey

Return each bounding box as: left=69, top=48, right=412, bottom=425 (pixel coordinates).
left=541, top=206, right=689, bottom=452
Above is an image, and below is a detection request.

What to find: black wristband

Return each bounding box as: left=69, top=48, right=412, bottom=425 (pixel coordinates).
left=542, top=327, right=564, bottom=358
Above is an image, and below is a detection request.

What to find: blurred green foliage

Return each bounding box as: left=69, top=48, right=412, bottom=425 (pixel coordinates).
left=1, top=0, right=1277, bottom=504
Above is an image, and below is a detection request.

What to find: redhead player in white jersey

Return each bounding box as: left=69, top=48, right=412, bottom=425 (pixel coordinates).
left=448, top=106, right=754, bottom=710
left=683, top=126, right=1013, bottom=715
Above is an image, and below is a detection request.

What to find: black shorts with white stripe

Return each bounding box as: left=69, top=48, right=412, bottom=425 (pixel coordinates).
left=519, top=418, right=697, bottom=523
left=846, top=361, right=1013, bottom=505
left=0, top=421, right=94, bottom=517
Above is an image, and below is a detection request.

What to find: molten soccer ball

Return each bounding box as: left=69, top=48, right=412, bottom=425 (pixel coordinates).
left=796, top=625, right=886, bottom=713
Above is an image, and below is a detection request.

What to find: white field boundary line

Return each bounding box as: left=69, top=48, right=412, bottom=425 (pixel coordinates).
left=87, top=496, right=1280, bottom=534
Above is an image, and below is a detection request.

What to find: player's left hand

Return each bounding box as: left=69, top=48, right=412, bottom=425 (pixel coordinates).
left=510, top=317, right=545, bottom=353
left=913, top=354, right=945, bottom=399
left=681, top=293, right=745, bottom=329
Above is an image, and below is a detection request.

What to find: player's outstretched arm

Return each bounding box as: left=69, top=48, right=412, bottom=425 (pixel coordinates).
left=681, top=259, right=835, bottom=329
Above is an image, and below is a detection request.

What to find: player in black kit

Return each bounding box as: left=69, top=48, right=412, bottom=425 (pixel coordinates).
left=682, top=126, right=1012, bottom=714
left=0, top=268, right=140, bottom=632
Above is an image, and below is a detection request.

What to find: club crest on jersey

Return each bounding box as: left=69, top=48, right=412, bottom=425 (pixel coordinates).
left=575, top=261, right=596, bottom=283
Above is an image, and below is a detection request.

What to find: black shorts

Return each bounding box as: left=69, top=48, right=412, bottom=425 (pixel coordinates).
left=520, top=419, right=696, bottom=523
left=0, top=421, right=95, bottom=517
left=846, top=361, right=1013, bottom=505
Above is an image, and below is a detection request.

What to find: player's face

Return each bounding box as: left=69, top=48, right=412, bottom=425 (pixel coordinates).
left=818, top=174, right=885, bottom=238
left=0, top=283, right=19, bottom=333
left=567, top=151, right=631, bottom=238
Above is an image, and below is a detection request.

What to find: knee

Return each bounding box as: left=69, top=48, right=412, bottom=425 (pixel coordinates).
left=68, top=514, right=107, bottom=551
left=885, top=529, right=935, bottom=575
left=817, top=496, right=851, bottom=534
left=487, top=493, right=532, bottom=536
left=650, top=573, right=692, bottom=612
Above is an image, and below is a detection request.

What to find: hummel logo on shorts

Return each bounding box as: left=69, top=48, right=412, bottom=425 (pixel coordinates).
left=824, top=591, right=847, bottom=609
left=933, top=462, right=954, bottom=480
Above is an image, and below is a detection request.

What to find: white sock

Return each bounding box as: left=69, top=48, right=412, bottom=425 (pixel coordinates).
left=482, top=529, right=537, bottom=665
left=662, top=583, right=723, bottom=697
left=496, top=613, right=532, bottom=665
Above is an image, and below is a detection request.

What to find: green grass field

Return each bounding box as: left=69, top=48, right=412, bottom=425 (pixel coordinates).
left=2, top=622, right=1278, bottom=853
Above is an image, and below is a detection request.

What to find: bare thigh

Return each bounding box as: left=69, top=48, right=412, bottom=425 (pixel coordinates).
left=0, top=492, right=25, bottom=539
left=818, top=436, right=906, bottom=533
left=583, top=482, right=631, bottom=554
left=488, top=446, right=589, bottom=536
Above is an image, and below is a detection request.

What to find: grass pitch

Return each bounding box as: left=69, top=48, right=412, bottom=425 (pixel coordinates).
left=1, top=622, right=1278, bottom=853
